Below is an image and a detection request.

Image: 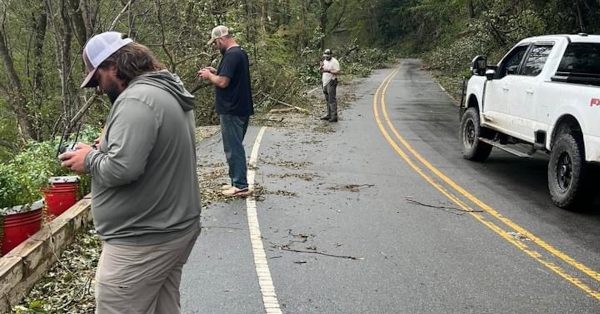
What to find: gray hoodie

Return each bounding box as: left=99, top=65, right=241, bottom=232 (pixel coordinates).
left=85, top=70, right=201, bottom=245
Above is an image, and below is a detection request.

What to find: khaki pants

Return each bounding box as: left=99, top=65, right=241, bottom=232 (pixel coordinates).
left=95, top=227, right=200, bottom=314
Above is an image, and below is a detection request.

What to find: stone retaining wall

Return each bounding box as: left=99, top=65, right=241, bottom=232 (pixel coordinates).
left=0, top=197, right=92, bottom=312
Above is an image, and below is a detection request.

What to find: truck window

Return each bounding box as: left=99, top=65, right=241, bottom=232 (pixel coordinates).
left=521, top=45, right=553, bottom=76
left=557, top=43, right=600, bottom=77
left=498, top=45, right=528, bottom=78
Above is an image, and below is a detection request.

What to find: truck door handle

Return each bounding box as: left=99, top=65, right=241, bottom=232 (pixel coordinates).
left=502, top=87, right=509, bottom=92
left=526, top=89, right=534, bottom=94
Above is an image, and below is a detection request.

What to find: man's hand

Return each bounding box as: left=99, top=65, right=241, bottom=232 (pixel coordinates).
left=58, top=143, right=93, bottom=173
left=197, top=67, right=216, bottom=80
left=197, top=68, right=230, bottom=88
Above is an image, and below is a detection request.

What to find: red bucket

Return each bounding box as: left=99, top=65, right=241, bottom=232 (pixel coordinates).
left=43, top=176, right=80, bottom=219
left=1, top=208, right=43, bottom=255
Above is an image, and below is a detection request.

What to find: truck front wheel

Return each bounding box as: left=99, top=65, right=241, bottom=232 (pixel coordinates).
left=460, top=107, right=492, bottom=161
left=548, top=132, right=587, bottom=208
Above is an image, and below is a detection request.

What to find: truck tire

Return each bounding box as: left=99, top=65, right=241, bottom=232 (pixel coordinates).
left=547, top=132, right=587, bottom=209
left=460, top=107, right=492, bottom=161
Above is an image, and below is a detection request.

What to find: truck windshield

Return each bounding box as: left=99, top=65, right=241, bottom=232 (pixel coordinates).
left=557, top=43, right=600, bottom=77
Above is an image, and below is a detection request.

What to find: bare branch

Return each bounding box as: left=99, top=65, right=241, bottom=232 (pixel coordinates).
left=405, top=198, right=482, bottom=215
left=154, top=0, right=175, bottom=72
left=109, top=0, right=135, bottom=31
left=280, top=246, right=364, bottom=260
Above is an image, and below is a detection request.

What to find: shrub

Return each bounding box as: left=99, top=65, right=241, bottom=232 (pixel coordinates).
left=0, top=126, right=98, bottom=211
left=0, top=141, right=63, bottom=209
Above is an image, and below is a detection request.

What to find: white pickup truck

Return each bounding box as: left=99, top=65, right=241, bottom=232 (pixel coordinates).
left=460, top=34, right=600, bottom=209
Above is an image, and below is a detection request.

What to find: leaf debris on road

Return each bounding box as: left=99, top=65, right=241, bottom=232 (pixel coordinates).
left=327, top=184, right=375, bottom=192
left=507, top=231, right=530, bottom=241
left=268, top=172, right=321, bottom=181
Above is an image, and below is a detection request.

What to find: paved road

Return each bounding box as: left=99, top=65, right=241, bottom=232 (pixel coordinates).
left=181, top=60, right=600, bottom=313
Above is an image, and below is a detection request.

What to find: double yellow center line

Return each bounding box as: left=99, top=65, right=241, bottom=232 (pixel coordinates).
left=373, top=66, right=600, bottom=300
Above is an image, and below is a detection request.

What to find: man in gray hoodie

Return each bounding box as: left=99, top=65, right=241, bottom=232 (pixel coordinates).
left=58, top=31, right=201, bottom=314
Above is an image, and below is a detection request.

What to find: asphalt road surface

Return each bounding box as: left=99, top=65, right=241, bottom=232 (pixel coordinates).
left=181, top=59, right=600, bottom=313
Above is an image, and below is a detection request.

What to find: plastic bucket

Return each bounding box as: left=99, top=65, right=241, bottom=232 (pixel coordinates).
left=43, top=183, right=78, bottom=218
left=1, top=208, right=43, bottom=255
left=43, top=176, right=80, bottom=219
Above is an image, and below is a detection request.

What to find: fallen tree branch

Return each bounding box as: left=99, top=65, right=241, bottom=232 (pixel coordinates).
left=259, top=92, right=309, bottom=114
left=405, top=198, right=482, bottom=215
left=253, top=117, right=284, bottom=123
left=269, top=108, right=296, bottom=113
left=280, top=247, right=363, bottom=260
left=327, top=184, right=375, bottom=192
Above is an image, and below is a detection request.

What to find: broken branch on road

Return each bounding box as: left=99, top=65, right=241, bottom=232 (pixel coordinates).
left=327, top=184, right=375, bottom=193
left=405, top=198, right=483, bottom=215
left=258, top=91, right=309, bottom=114
left=279, top=246, right=363, bottom=260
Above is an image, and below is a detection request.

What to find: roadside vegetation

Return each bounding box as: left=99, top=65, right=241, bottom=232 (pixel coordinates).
left=0, top=0, right=395, bottom=161
left=388, top=0, right=600, bottom=99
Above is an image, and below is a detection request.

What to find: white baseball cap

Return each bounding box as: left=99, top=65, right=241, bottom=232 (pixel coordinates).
left=207, top=25, right=229, bottom=45
left=81, top=31, right=133, bottom=88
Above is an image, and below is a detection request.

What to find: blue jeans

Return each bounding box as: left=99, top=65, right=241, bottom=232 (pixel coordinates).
left=220, top=114, right=250, bottom=189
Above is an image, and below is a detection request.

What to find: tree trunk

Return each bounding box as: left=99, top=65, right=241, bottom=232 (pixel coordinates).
left=319, top=0, right=332, bottom=50
left=575, top=0, right=586, bottom=32
left=0, top=29, right=34, bottom=141
left=60, top=0, right=76, bottom=121
left=260, top=0, right=268, bottom=33
left=32, top=9, right=48, bottom=95
left=69, top=0, right=89, bottom=46
left=31, top=4, right=49, bottom=140
left=81, top=0, right=100, bottom=36
left=468, top=0, right=475, bottom=19
left=46, top=0, right=78, bottom=133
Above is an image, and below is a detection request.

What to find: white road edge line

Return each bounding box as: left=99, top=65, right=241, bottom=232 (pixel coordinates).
left=246, top=126, right=282, bottom=314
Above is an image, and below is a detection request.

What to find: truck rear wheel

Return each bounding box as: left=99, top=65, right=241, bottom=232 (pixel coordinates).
left=548, top=132, right=587, bottom=209
left=460, top=107, right=492, bottom=161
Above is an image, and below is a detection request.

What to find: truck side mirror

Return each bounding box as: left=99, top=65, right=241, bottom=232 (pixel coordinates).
left=485, top=69, right=496, bottom=80
left=471, top=55, right=487, bottom=76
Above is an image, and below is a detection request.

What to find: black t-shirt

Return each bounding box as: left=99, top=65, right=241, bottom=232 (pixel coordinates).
left=216, top=47, right=254, bottom=116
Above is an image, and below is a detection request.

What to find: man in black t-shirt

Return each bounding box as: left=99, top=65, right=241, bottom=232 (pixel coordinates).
left=198, top=25, right=254, bottom=197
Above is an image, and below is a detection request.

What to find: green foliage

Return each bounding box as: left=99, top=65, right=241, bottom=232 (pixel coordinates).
left=0, top=101, right=18, bottom=161
left=13, top=299, right=47, bottom=314
left=0, top=126, right=98, bottom=209
left=387, top=0, right=600, bottom=98
left=341, top=46, right=395, bottom=76
left=0, top=141, right=64, bottom=209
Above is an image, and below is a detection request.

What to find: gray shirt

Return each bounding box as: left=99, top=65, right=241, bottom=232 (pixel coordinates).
left=85, top=70, right=201, bottom=245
